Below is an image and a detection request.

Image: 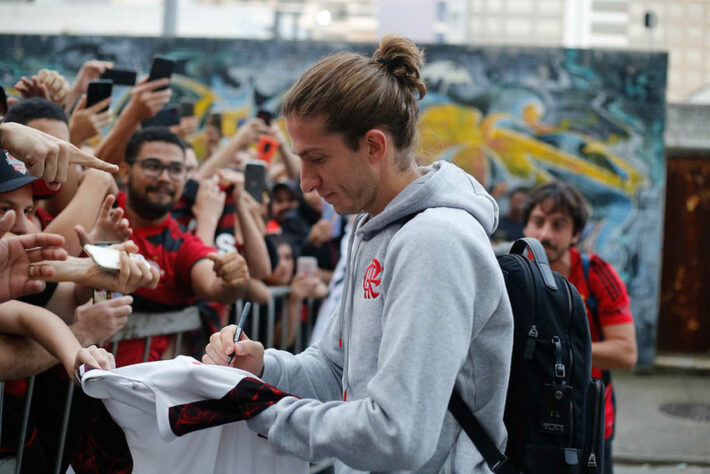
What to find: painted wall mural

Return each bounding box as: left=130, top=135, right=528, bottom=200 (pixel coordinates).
left=0, top=35, right=667, bottom=366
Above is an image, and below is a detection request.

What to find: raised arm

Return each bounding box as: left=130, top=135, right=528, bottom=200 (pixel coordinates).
left=216, top=169, right=271, bottom=279
left=190, top=252, right=250, bottom=305
left=0, top=122, right=119, bottom=187
left=93, top=78, right=171, bottom=166
left=0, top=300, right=114, bottom=382
left=197, top=118, right=269, bottom=180
left=43, top=169, right=119, bottom=256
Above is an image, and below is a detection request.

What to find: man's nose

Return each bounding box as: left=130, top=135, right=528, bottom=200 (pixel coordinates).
left=300, top=162, right=319, bottom=194
left=11, top=215, right=28, bottom=235
left=156, top=167, right=172, bottom=182
left=537, top=222, right=554, bottom=241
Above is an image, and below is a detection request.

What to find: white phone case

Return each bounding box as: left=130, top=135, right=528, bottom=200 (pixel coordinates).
left=84, top=244, right=121, bottom=270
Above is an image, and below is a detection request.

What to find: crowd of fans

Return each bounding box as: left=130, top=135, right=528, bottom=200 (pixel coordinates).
left=0, top=57, right=635, bottom=473
left=0, top=61, right=348, bottom=471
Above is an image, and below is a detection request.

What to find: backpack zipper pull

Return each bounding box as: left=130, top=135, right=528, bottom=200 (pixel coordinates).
left=587, top=453, right=597, bottom=468
left=524, top=325, right=538, bottom=360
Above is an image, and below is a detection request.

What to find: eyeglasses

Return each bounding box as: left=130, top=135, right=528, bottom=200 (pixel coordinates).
left=135, top=158, right=186, bottom=181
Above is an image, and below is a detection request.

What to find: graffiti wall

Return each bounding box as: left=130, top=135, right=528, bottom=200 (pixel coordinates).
left=0, top=35, right=667, bottom=365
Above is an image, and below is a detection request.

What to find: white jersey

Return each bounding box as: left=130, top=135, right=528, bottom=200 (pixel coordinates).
left=79, top=356, right=308, bottom=474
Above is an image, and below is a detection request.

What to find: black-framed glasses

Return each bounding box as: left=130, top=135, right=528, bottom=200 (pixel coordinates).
left=135, top=158, right=186, bottom=181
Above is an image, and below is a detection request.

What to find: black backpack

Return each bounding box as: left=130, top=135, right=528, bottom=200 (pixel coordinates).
left=449, top=238, right=606, bottom=474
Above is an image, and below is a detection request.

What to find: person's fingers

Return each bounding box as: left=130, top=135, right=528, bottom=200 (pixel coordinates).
left=112, top=305, right=132, bottom=320
left=74, top=224, right=91, bottom=246
left=75, top=349, right=100, bottom=375
left=43, top=148, right=59, bottom=184
left=144, top=77, right=171, bottom=91
left=26, top=252, right=65, bottom=272
left=0, top=210, right=16, bottom=236
left=134, top=259, right=153, bottom=288
left=109, top=205, right=124, bottom=220
left=146, top=264, right=160, bottom=289
left=216, top=258, right=243, bottom=280
left=37, top=82, right=50, bottom=100
left=87, top=96, right=112, bottom=113
left=74, top=95, right=87, bottom=111
left=203, top=332, right=229, bottom=365
left=66, top=146, right=119, bottom=173
left=105, top=295, right=133, bottom=308
left=88, top=346, right=115, bottom=371
left=55, top=151, right=69, bottom=184
left=123, top=258, right=144, bottom=292
left=116, top=252, right=130, bottom=291
left=218, top=325, right=238, bottom=356
left=99, top=194, right=115, bottom=220
left=112, top=240, right=138, bottom=254
left=201, top=352, right=221, bottom=366
left=27, top=149, right=46, bottom=180
left=95, top=110, right=113, bottom=127
left=22, top=279, right=46, bottom=296
left=207, top=252, right=224, bottom=270
left=22, top=230, right=65, bottom=249
left=232, top=339, right=260, bottom=357
left=103, top=351, right=116, bottom=371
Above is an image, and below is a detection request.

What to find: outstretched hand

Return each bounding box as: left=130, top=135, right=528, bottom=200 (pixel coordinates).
left=75, top=194, right=132, bottom=246
left=0, top=211, right=68, bottom=303
left=0, top=122, right=119, bottom=188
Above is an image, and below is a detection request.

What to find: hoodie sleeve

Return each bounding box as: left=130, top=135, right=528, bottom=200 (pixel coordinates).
left=259, top=311, right=345, bottom=402
left=248, top=209, right=502, bottom=471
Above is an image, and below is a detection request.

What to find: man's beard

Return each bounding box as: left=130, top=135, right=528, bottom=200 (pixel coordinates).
left=128, top=180, right=177, bottom=221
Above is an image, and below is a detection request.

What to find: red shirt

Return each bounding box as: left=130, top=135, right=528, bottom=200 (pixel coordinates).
left=114, top=192, right=216, bottom=366
left=567, top=247, right=633, bottom=439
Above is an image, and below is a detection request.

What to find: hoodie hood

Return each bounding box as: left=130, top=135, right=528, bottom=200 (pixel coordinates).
left=359, top=160, right=499, bottom=238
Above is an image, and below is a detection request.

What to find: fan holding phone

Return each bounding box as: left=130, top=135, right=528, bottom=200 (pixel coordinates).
left=31, top=240, right=160, bottom=296
left=68, top=80, right=114, bottom=146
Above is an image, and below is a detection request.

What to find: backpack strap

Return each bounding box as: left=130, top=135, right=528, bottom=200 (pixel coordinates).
left=449, top=389, right=517, bottom=473
left=510, top=238, right=557, bottom=290
left=580, top=253, right=613, bottom=389
left=580, top=252, right=599, bottom=329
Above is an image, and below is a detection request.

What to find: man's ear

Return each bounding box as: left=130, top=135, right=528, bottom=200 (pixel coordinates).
left=362, top=129, right=388, bottom=164
left=118, top=162, right=131, bottom=182
left=571, top=230, right=581, bottom=246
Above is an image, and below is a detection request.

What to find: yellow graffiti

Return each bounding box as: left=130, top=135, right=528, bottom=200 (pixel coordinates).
left=417, top=103, right=646, bottom=196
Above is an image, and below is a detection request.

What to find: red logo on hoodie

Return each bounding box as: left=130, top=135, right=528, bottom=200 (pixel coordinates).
left=363, top=258, right=382, bottom=299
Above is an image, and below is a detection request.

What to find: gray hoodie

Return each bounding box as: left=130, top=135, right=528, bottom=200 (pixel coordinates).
left=248, top=161, right=514, bottom=473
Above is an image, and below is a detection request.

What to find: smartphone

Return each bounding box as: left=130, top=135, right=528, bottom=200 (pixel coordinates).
left=257, top=135, right=279, bottom=164
left=142, top=104, right=180, bottom=128
left=179, top=100, right=195, bottom=118
left=296, top=256, right=318, bottom=277
left=84, top=244, right=148, bottom=271
left=181, top=178, right=199, bottom=204
left=256, top=109, right=273, bottom=126
left=84, top=244, right=121, bottom=270
left=86, top=80, right=113, bottom=112
left=148, top=56, right=175, bottom=90
left=244, top=161, right=266, bottom=203
left=99, top=68, right=137, bottom=86
left=93, top=289, right=123, bottom=304
left=0, top=85, right=8, bottom=116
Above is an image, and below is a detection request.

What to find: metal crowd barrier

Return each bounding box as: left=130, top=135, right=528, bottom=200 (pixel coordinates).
left=1, top=288, right=326, bottom=473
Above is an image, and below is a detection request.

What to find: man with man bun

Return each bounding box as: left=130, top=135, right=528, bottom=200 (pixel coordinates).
left=204, top=36, right=513, bottom=473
